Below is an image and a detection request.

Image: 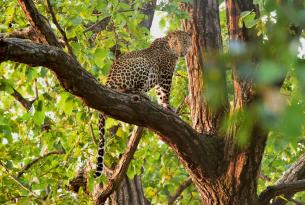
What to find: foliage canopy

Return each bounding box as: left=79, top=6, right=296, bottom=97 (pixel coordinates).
left=0, top=0, right=305, bottom=204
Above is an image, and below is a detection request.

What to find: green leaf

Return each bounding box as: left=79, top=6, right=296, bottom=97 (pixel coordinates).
left=34, top=110, right=45, bottom=125
left=33, top=100, right=45, bottom=125
left=0, top=125, right=12, bottom=143
left=88, top=174, right=94, bottom=193
left=0, top=79, right=14, bottom=94
left=239, top=10, right=256, bottom=28
left=0, top=24, right=8, bottom=30
left=58, top=92, right=74, bottom=115
left=94, top=48, right=108, bottom=67
left=256, top=61, right=286, bottom=85
left=96, top=0, right=107, bottom=11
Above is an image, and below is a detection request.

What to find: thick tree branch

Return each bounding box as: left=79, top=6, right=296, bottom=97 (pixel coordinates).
left=0, top=27, right=66, bottom=47
left=0, top=37, right=220, bottom=184
left=225, top=0, right=260, bottom=109
left=168, top=177, right=192, bottom=205
left=181, top=1, right=228, bottom=135
left=17, top=0, right=61, bottom=47
left=259, top=180, right=305, bottom=205
left=17, top=150, right=65, bottom=178
left=0, top=27, right=43, bottom=44
left=95, top=126, right=144, bottom=204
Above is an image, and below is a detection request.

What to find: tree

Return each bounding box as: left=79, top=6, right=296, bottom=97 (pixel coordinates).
left=1, top=0, right=305, bottom=205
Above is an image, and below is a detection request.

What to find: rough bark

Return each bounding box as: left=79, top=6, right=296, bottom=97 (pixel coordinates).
left=180, top=0, right=267, bottom=204
left=225, top=0, right=259, bottom=109
left=17, top=0, right=61, bottom=47
left=0, top=27, right=43, bottom=44
left=181, top=0, right=228, bottom=135
left=222, top=1, right=266, bottom=205
left=106, top=175, right=150, bottom=205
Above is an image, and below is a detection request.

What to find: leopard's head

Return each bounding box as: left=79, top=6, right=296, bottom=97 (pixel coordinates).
left=167, top=30, right=192, bottom=57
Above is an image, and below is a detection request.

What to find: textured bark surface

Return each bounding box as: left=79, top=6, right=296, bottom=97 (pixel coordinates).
left=181, top=0, right=228, bottom=135
left=17, top=0, right=61, bottom=47
left=225, top=0, right=259, bottom=109
left=223, top=1, right=266, bottom=205
left=180, top=0, right=266, bottom=204
left=106, top=175, right=150, bottom=205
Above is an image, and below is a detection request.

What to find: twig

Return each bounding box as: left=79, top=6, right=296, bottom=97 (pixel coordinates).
left=84, top=8, right=151, bottom=33
left=168, top=177, right=192, bottom=205
left=90, top=123, right=98, bottom=146
left=0, top=195, right=28, bottom=204
left=45, top=0, right=77, bottom=60
left=17, top=150, right=65, bottom=178
left=0, top=161, right=42, bottom=200
left=259, top=179, right=305, bottom=205
left=95, top=126, right=144, bottom=204
left=11, top=88, right=33, bottom=111
left=176, top=95, right=189, bottom=115
left=175, top=72, right=188, bottom=80
left=259, top=171, right=271, bottom=182
left=84, top=16, right=112, bottom=33
left=34, top=79, right=39, bottom=100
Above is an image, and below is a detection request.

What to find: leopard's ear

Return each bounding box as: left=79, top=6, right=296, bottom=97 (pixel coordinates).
left=166, top=31, right=175, bottom=38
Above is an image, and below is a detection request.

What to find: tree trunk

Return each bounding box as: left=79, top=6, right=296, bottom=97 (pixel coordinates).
left=106, top=175, right=150, bottom=205
left=181, top=0, right=228, bottom=135
left=181, top=0, right=265, bottom=204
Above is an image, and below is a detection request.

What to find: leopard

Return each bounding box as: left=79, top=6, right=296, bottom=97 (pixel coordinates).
left=95, top=30, right=192, bottom=177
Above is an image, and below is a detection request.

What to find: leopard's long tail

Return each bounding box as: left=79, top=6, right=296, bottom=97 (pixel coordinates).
left=95, top=112, right=106, bottom=177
